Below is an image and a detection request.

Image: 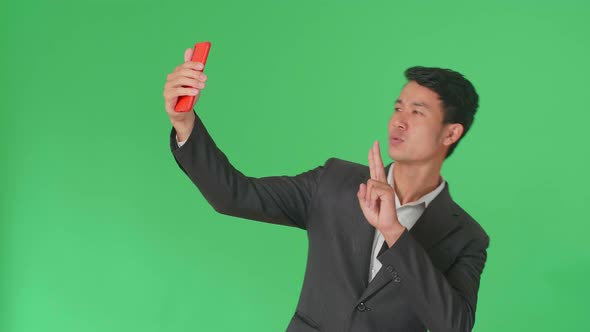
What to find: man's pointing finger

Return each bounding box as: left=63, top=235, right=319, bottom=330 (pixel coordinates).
left=373, top=141, right=387, bottom=182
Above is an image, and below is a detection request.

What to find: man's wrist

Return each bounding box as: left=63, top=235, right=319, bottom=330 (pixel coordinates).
left=172, top=115, right=195, bottom=142
left=380, top=223, right=406, bottom=248
left=175, top=135, right=187, bottom=147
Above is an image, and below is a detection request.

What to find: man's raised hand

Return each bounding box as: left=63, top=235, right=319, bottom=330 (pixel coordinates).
left=357, top=141, right=405, bottom=245
left=163, top=48, right=209, bottom=141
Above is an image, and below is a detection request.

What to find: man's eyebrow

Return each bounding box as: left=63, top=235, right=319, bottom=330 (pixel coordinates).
left=412, top=102, right=430, bottom=110
left=395, top=99, right=430, bottom=110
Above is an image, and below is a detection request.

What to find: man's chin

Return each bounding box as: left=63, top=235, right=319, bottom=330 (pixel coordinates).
left=388, top=147, right=404, bottom=162
left=388, top=150, right=418, bottom=164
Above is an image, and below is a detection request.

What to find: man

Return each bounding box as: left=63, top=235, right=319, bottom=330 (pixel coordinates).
left=163, top=47, right=490, bottom=332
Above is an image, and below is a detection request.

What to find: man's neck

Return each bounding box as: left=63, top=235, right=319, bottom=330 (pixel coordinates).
left=392, top=160, right=443, bottom=206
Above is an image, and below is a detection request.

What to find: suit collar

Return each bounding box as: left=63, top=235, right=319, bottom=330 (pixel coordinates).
left=408, top=181, right=461, bottom=250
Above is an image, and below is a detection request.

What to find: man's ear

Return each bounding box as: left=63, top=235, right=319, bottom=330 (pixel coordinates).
left=442, top=123, right=464, bottom=147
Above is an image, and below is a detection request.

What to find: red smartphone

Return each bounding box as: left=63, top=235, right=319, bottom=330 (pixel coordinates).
left=174, top=41, right=211, bottom=112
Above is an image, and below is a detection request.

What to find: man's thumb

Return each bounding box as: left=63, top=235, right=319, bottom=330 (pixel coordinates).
left=184, top=47, right=193, bottom=62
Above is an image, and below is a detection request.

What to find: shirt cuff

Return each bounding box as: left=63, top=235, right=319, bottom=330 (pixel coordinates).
left=175, top=134, right=187, bottom=148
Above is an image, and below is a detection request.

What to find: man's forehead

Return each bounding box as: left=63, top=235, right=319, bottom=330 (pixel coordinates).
left=396, top=82, right=442, bottom=108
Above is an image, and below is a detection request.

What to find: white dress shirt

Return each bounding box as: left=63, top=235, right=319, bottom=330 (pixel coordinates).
left=368, top=164, right=445, bottom=282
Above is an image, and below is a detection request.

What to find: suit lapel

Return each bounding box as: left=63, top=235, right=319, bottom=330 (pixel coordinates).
left=352, top=171, right=374, bottom=290
left=408, top=183, right=461, bottom=251
left=353, top=163, right=393, bottom=290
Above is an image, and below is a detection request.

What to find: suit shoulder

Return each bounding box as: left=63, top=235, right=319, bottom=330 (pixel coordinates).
left=324, top=157, right=368, bottom=173
left=452, top=201, right=490, bottom=242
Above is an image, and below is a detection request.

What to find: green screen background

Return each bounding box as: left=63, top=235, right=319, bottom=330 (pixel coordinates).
left=2, top=0, right=588, bottom=331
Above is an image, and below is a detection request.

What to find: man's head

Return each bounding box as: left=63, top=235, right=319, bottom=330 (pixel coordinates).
left=388, top=66, right=479, bottom=164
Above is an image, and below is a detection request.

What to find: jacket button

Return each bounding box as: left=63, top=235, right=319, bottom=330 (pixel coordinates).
left=356, top=302, right=367, bottom=312
left=386, top=266, right=394, bottom=273
left=393, top=276, right=401, bottom=283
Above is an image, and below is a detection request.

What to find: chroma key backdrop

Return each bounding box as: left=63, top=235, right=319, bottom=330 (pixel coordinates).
left=1, top=0, right=588, bottom=331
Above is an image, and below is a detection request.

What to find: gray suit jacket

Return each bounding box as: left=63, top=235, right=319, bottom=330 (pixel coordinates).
left=170, top=112, right=490, bottom=332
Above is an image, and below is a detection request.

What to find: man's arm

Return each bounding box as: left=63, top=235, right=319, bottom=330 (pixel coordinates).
left=170, top=110, right=330, bottom=229
left=378, top=230, right=489, bottom=332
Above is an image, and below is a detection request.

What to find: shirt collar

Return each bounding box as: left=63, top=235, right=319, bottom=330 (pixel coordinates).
left=386, top=163, right=446, bottom=209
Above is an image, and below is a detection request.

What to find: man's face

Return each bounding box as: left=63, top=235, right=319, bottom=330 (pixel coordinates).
left=388, top=81, right=452, bottom=164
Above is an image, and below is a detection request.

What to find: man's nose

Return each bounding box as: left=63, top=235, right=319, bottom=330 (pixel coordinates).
left=391, top=112, right=407, bottom=130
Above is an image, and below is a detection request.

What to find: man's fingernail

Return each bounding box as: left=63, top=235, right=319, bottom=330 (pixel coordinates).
left=196, top=63, right=204, bottom=70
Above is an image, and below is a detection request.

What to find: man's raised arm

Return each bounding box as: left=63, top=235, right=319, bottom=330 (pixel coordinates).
left=163, top=48, right=329, bottom=229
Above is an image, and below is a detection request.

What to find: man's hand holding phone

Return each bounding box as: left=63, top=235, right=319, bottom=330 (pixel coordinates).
left=163, top=44, right=210, bottom=142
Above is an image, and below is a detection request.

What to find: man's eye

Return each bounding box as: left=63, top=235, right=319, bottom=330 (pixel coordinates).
left=394, top=107, right=402, bottom=112
left=412, top=110, right=423, bottom=115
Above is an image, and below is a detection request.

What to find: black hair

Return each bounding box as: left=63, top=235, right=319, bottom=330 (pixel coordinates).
left=404, top=66, right=479, bottom=158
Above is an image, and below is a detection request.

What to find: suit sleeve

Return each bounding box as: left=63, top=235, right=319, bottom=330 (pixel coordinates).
left=169, top=111, right=329, bottom=229
left=378, top=229, right=490, bottom=332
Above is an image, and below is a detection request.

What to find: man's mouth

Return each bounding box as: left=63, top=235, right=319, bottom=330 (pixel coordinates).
left=390, top=135, right=404, bottom=146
